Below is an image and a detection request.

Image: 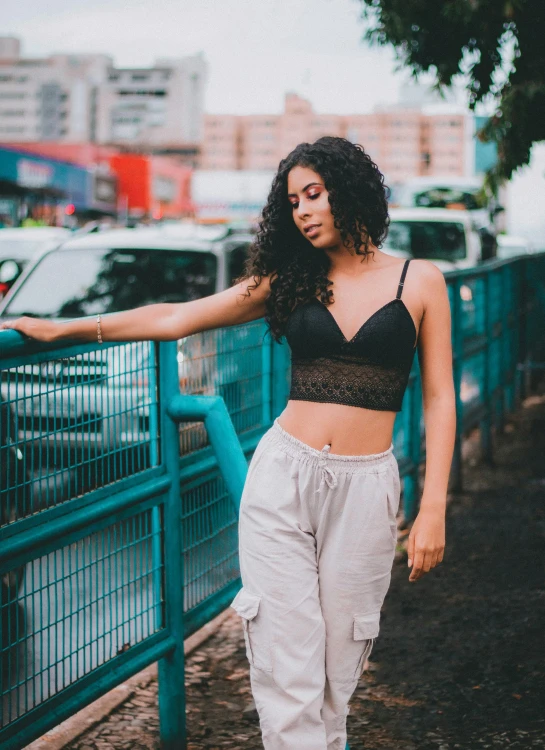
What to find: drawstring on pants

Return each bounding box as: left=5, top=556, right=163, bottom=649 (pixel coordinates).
left=316, top=444, right=338, bottom=491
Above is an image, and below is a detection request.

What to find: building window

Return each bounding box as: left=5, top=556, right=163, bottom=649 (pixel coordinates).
left=118, top=89, right=167, bottom=97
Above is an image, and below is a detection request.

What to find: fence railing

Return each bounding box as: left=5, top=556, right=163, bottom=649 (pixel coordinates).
left=0, top=253, right=544, bottom=748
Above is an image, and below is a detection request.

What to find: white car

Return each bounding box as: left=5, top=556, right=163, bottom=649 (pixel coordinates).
left=384, top=208, right=485, bottom=272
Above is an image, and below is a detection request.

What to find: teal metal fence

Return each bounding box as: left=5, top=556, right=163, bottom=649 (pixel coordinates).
left=0, top=254, right=544, bottom=748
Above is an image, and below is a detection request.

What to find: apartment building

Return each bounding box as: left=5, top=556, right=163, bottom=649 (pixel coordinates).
left=202, top=93, right=471, bottom=181
left=0, top=38, right=207, bottom=153
left=0, top=37, right=110, bottom=142
left=95, top=54, right=207, bottom=149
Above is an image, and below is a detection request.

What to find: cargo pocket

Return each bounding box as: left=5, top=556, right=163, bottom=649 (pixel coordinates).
left=231, top=587, right=272, bottom=672
left=353, top=612, right=380, bottom=679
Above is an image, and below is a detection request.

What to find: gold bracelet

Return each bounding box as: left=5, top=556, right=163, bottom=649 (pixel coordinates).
left=96, top=314, right=103, bottom=344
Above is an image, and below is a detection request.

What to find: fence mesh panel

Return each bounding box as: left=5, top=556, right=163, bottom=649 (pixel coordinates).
left=180, top=473, right=239, bottom=612
left=0, top=342, right=159, bottom=527
left=1, top=509, right=163, bottom=727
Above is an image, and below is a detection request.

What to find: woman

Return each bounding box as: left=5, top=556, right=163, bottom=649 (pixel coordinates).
left=2, top=137, right=455, bottom=750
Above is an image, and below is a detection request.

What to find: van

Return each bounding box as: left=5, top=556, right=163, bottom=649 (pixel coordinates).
left=384, top=208, right=487, bottom=271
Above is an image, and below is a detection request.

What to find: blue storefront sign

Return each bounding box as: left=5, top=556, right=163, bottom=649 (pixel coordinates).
left=0, top=146, right=88, bottom=208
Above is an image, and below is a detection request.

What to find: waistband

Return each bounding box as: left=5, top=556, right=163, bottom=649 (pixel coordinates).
left=268, top=418, right=395, bottom=477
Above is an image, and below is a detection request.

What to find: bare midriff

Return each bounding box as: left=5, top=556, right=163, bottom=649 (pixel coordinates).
left=277, top=400, right=396, bottom=456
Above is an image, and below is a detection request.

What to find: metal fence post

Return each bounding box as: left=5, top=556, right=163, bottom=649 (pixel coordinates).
left=480, top=272, right=493, bottom=463
left=148, top=342, right=163, bottom=632
left=451, top=280, right=464, bottom=492
left=157, top=341, right=188, bottom=750
left=402, top=371, right=422, bottom=521
left=518, top=259, right=530, bottom=402
left=498, top=264, right=510, bottom=426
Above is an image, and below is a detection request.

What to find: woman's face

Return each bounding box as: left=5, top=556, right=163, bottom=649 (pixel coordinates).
left=287, top=166, right=342, bottom=250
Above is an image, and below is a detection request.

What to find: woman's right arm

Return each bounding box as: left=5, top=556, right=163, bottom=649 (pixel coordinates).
left=0, top=275, right=272, bottom=343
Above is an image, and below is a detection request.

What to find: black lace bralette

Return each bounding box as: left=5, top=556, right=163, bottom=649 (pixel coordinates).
left=284, top=259, right=418, bottom=412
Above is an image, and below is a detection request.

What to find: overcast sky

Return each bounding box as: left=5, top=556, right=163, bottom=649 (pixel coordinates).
left=5, top=0, right=467, bottom=115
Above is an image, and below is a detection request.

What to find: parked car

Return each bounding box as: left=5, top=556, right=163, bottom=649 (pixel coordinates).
left=1, top=224, right=252, bottom=315
left=384, top=208, right=492, bottom=271
left=0, top=227, right=71, bottom=298
left=0, top=224, right=253, bottom=493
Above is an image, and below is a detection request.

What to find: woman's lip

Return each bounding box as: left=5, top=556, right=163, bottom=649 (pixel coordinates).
left=305, top=225, right=320, bottom=237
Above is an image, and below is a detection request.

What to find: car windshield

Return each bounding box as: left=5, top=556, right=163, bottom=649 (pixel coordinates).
left=385, top=221, right=467, bottom=261
left=3, top=247, right=218, bottom=318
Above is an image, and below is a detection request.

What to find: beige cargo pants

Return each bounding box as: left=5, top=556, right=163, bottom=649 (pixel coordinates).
left=231, top=418, right=400, bottom=749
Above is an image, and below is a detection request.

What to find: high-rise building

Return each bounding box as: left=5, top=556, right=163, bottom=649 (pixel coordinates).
left=0, top=38, right=207, bottom=155
left=0, top=37, right=111, bottom=142
left=202, top=93, right=473, bottom=182
left=96, top=54, right=207, bottom=150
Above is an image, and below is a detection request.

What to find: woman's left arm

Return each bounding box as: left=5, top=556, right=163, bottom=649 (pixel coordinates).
left=407, top=261, right=456, bottom=583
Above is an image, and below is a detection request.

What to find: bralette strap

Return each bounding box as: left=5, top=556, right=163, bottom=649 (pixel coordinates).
left=396, top=259, right=411, bottom=300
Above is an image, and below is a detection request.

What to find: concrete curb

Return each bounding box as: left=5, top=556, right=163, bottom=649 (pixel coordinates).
left=24, top=607, right=233, bottom=750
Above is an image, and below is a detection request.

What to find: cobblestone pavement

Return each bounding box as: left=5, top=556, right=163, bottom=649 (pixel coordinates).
left=65, top=395, right=545, bottom=750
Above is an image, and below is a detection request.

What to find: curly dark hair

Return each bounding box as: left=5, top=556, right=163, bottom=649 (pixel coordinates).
left=237, top=136, right=390, bottom=341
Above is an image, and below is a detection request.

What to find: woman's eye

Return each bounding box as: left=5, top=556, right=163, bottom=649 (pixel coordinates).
left=289, top=191, right=320, bottom=209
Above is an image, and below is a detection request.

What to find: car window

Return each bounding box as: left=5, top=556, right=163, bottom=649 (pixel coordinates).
left=386, top=221, right=467, bottom=261
left=4, top=247, right=218, bottom=318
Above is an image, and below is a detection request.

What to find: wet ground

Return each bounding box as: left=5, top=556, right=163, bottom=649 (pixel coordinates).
left=65, top=394, right=545, bottom=750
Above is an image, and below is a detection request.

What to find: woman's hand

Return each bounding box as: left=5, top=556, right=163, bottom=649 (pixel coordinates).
left=407, top=506, right=445, bottom=582
left=1, top=317, right=60, bottom=343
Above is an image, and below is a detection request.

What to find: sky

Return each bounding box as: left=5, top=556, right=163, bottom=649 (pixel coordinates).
left=5, top=0, right=468, bottom=115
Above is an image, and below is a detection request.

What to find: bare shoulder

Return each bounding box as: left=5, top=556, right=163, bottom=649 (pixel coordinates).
left=407, top=258, right=445, bottom=285
left=406, top=259, right=447, bottom=304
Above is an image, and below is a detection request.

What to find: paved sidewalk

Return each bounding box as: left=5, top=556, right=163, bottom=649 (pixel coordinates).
left=63, top=395, right=545, bottom=750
